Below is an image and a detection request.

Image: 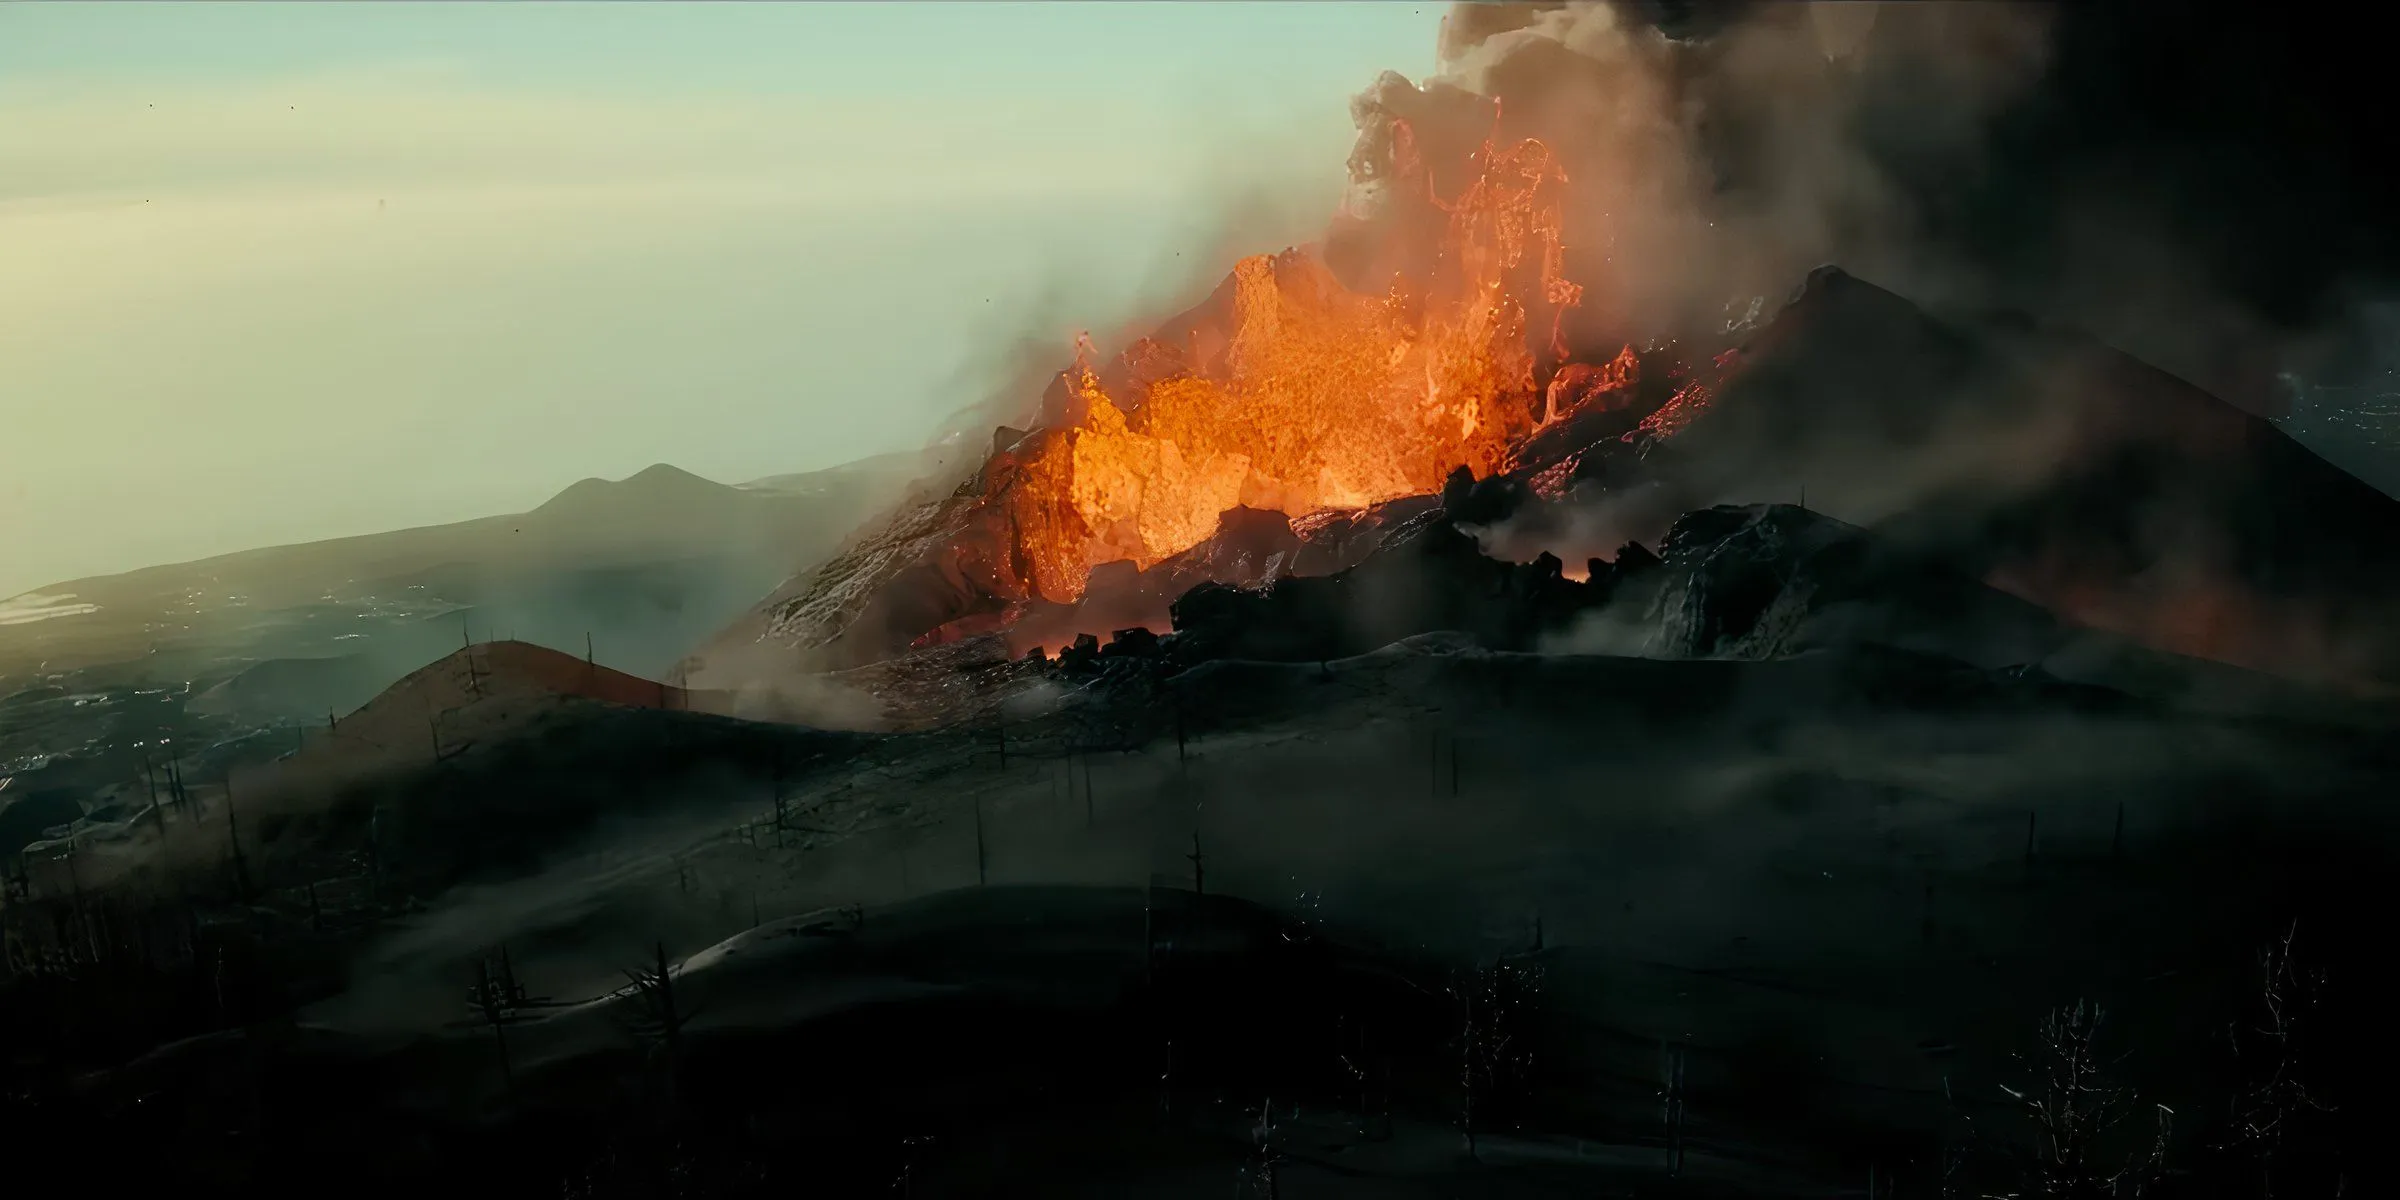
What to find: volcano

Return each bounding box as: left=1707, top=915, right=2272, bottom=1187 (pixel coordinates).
left=689, top=241, right=2400, bottom=706
left=685, top=25, right=2400, bottom=710
left=685, top=117, right=1705, bottom=682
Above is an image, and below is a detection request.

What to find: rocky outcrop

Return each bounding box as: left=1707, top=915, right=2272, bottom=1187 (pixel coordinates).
left=1163, top=512, right=1626, bottom=663
left=1629, top=503, right=2067, bottom=666
left=1627, top=266, right=2400, bottom=681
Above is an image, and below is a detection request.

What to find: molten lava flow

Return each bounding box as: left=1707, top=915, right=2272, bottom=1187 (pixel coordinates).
left=1009, top=133, right=1597, bottom=603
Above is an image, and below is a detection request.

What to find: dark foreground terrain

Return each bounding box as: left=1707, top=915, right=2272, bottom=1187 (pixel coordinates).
left=4, top=613, right=2384, bottom=1195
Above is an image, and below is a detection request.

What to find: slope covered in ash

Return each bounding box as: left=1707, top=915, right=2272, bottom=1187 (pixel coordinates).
left=22, top=640, right=875, bottom=904
left=1151, top=497, right=2298, bottom=720
left=1629, top=267, right=2400, bottom=682
left=36, top=624, right=2397, bottom=1197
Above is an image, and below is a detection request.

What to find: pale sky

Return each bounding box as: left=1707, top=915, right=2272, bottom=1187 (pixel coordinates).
left=0, top=1, right=1440, bottom=596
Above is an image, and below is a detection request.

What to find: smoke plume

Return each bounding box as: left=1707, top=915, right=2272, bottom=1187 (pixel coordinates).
left=1330, top=1, right=2395, bottom=417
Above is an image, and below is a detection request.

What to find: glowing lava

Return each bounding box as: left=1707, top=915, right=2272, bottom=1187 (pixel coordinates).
left=1007, top=132, right=1609, bottom=603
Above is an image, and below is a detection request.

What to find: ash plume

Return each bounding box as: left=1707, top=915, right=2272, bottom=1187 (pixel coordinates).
left=1333, top=2, right=2055, bottom=354
left=1337, top=1, right=2398, bottom=416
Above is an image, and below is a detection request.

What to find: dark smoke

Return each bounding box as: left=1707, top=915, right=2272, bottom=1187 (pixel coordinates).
left=1335, top=1, right=2400, bottom=417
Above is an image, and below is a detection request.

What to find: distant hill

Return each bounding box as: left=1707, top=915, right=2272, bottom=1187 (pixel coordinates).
left=0, top=455, right=929, bottom=692
left=740, top=449, right=927, bottom=498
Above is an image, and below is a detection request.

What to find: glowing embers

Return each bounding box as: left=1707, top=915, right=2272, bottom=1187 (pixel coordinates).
left=1009, top=135, right=1588, bottom=603
left=1627, top=380, right=1715, bottom=451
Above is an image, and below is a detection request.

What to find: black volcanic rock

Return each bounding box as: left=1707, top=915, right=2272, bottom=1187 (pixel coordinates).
left=1613, top=540, right=1661, bottom=574
left=1637, top=266, right=2400, bottom=681
left=1623, top=503, right=2078, bottom=669
left=1440, top=465, right=1476, bottom=518
left=1056, top=633, right=1102, bottom=675
left=1004, top=508, right=1304, bottom=654
left=1288, top=495, right=1444, bottom=576
left=1447, top=472, right=1534, bottom=528
left=1167, top=513, right=1610, bottom=662
left=1101, top=627, right=1160, bottom=659
left=0, top=784, right=84, bottom=858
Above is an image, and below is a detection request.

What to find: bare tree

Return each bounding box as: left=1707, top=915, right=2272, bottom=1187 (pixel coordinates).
left=222, top=777, right=252, bottom=900
left=623, top=941, right=702, bottom=1112
left=892, top=1134, right=935, bottom=1198
left=2223, top=921, right=2334, bottom=1199
left=1185, top=831, right=1206, bottom=896
left=1335, top=1014, right=1392, bottom=1143
left=1239, top=1096, right=1285, bottom=1198
left=771, top=763, right=790, bottom=851
left=1453, top=959, right=1542, bottom=1161
left=466, top=957, right=518, bottom=1091
left=1998, top=1000, right=2171, bottom=1197
left=143, top=755, right=167, bottom=832
left=973, top=794, right=988, bottom=887
left=1935, top=1071, right=1981, bottom=1198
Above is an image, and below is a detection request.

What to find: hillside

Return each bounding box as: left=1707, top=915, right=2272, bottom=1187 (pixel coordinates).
left=0, top=455, right=925, bottom=705
left=25, top=638, right=851, bottom=893
left=27, top=626, right=2395, bottom=1195
left=1645, top=267, right=2400, bottom=681
left=236, top=640, right=696, bottom=806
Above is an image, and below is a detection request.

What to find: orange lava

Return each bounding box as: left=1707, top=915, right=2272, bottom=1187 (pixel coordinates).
left=1009, top=132, right=1600, bottom=603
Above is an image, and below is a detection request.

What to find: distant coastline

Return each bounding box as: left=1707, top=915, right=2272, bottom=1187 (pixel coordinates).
left=0, top=592, right=100, bottom=627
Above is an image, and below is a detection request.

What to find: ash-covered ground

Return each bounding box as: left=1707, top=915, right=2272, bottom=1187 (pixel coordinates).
left=7, top=495, right=2387, bottom=1196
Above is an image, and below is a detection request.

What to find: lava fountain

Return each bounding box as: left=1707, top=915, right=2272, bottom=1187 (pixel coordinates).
left=1001, top=124, right=1606, bottom=604
left=726, top=101, right=1700, bottom=680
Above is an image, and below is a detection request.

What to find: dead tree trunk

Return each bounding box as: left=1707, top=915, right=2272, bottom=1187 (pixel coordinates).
left=1186, top=831, right=1206, bottom=896
left=223, top=778, right=253, bottom=900
left=973, top=795, right=988, bottom=887
left=469, top=958, right=515, bottom=1092
left=625, top=940, right=696, bottom=1114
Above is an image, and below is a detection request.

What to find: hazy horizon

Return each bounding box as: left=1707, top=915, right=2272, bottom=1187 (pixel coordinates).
left=0, top=1, right=1437, bottom=597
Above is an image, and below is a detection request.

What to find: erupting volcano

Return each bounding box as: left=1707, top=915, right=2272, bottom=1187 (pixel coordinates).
left=1007, top=123, right=1599, bottom=604
left=690, top=4, right=2400, bottom=703
left=700, top=93, right=1726, bottom=682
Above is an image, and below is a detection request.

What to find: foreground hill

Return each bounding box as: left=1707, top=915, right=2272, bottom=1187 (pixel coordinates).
left=20, top=622, right=2389, bottom=1195
left=23, top=637, right=866, bottom=893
